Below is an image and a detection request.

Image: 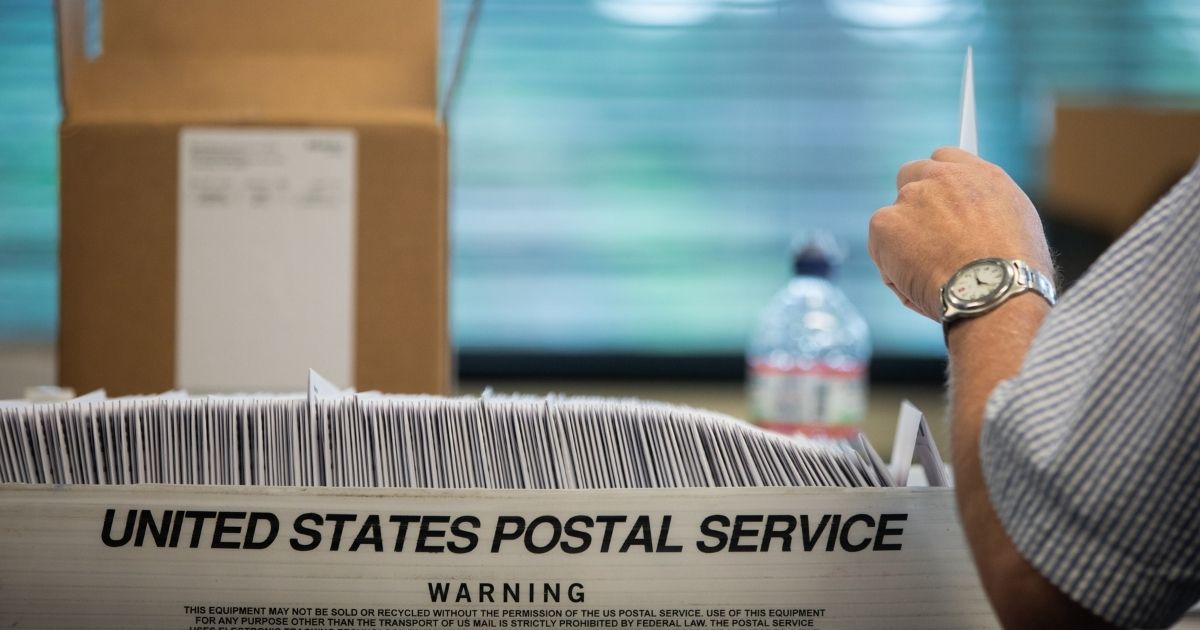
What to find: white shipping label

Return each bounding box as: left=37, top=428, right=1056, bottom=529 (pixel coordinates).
left=177, top=129, right=356, bottom=392
left=0, top=485, right=997, bottom=629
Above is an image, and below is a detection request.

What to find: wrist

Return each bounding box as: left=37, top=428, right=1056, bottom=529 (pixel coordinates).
left=945, top=292, right=1052, bottom=350
left=940, top=257, right=1056, bottom=339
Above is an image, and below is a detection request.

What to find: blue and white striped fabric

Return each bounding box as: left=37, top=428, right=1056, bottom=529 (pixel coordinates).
left=981, top=158, right=1200, bottom=629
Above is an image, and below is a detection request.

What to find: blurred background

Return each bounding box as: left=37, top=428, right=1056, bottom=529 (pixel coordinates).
left=3, top=0, right=1200, bottom=431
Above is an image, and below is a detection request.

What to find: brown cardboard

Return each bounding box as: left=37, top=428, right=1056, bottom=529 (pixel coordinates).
left=57, top=0, right=449, bottom=396
left=57, top=0, right=437, bottom=121
left=1046, top=102, right=1200, bottom=236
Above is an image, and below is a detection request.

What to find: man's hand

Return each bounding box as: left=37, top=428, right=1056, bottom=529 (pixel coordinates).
left=867, top=146, right=1053, bottom=320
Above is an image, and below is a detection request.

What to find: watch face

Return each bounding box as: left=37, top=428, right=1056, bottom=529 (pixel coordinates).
left=946, top=259, right=1012, bottom=308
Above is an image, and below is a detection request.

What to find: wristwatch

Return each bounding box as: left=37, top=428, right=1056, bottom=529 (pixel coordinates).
left=941, top=258, right=1056, bottom=329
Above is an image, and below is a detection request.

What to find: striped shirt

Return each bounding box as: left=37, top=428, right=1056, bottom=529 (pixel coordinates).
left=980, top=158, right=1200, bottom=628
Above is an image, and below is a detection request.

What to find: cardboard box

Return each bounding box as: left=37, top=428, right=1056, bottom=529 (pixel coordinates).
left=0, top=485, right=996, bottom=629
left=56, top=0, right=450, bottom=395
left=1046, top=102, right=1200, bottom=237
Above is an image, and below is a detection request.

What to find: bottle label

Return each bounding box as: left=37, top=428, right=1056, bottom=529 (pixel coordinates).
left=748, top=362, right=867, bottom=438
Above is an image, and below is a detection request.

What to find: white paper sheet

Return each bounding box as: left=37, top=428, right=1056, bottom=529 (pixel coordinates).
left=959, top=46, right=978, bottom=155
left=176, top=129, right=357, bottom=392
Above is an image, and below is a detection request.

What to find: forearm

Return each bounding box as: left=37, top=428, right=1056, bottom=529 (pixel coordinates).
left=948, top=294, right=1111, bottom=629
left=867, top=148, right=1119, bottom=625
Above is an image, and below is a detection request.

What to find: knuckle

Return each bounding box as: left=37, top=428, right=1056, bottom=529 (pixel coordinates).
left=931, top=146, right=957, bottom=161
left=868, top=207, right=894, bottom=233
left=896, top=181, right=922, bottom=203
left=896, top=159, right=922, bottom=186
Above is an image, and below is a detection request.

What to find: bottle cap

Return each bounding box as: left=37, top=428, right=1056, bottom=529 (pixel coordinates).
left=791, top=232, right=843, bottom=277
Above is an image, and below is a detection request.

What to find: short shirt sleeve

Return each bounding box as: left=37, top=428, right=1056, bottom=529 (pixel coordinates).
left=979, top=161, right=1200, bottom=629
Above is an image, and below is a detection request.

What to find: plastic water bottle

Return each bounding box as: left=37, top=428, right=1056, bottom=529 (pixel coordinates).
left=747, top=233, right=871, bottom=439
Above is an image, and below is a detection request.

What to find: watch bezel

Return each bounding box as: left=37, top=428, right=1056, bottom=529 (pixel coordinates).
left=943, top=258, right=1017, bottom=314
